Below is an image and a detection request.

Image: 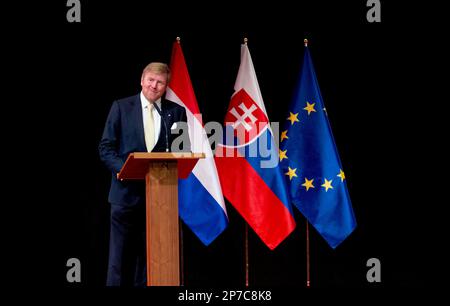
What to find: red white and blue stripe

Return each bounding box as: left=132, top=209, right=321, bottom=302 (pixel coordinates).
left=215, top=44, right=296, bottom=250
left=167, top=41, right=228, bottom=245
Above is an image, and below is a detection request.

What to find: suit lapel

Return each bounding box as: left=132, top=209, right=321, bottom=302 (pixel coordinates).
left=161, top=99, right=173, bottom=130
left=133, top=95, right=146, bottom=150
left=154, top=100, right=167, bottom=150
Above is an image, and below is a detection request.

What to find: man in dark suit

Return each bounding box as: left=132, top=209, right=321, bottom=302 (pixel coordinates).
left=99, top=62, right=190, bottom=286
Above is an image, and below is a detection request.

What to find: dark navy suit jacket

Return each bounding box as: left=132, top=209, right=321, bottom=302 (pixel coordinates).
left=99, top=94, right=189, bottom=206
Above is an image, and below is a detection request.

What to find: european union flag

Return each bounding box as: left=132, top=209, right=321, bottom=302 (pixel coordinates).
left=280, top=43, right=356, bottom=249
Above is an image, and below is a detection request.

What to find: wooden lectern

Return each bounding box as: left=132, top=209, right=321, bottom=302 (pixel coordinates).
left=117, top=152, right=204, bottom=286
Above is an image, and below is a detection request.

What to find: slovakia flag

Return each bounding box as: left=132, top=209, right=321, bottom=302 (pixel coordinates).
left=215, top=43, right=296, bottom=250
left=166, top=40, right=228, bottom=245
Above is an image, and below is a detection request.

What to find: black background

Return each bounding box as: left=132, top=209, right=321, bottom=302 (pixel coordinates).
left=4, top=0, right=445, bottom=294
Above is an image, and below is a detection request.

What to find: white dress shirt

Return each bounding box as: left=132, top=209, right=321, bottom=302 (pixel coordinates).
left=140, top=92, right=161, bottom=152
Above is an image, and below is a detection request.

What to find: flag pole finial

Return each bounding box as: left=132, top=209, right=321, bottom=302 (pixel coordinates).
left=304, top=38, right=308, bottom=47
left=176, top=37, right=181, bottom=43
left=244, top=37, right=248, bottom=45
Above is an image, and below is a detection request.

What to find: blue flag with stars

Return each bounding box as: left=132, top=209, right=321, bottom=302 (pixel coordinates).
left=280, top=45, right=356, bottom=249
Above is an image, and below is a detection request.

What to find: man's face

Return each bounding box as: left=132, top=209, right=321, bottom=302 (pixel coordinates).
left=141, top=71, right=168, bottom=102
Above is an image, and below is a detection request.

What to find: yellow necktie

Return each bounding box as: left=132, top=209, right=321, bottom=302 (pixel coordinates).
left=145, top=104, right=155, bottom=152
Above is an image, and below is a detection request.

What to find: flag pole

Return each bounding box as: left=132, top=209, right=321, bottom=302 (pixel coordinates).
left=179, top=219, right=184, bottom=286
left=243, top=36, right=250, bottom=288
left=176, top=35, right=185, bottom=286
left=303, top=37, right=311, bottom=289
left=245, top=223, right=249, bottom=287
left=306, top=219, right=311, bottom=288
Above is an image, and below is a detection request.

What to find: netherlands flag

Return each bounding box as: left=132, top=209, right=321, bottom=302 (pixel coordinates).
left=166, top=39, right=228, bottom=245
left=215, top=43, right=296, bottom=250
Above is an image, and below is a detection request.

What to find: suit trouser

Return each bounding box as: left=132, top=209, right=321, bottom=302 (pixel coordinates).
left=106, top=201, right=146, bottom=286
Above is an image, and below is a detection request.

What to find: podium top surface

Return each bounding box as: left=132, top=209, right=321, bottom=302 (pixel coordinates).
left=130, top=152, right=205, bottom=160
left=118, top=152, right=205, bottom=180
